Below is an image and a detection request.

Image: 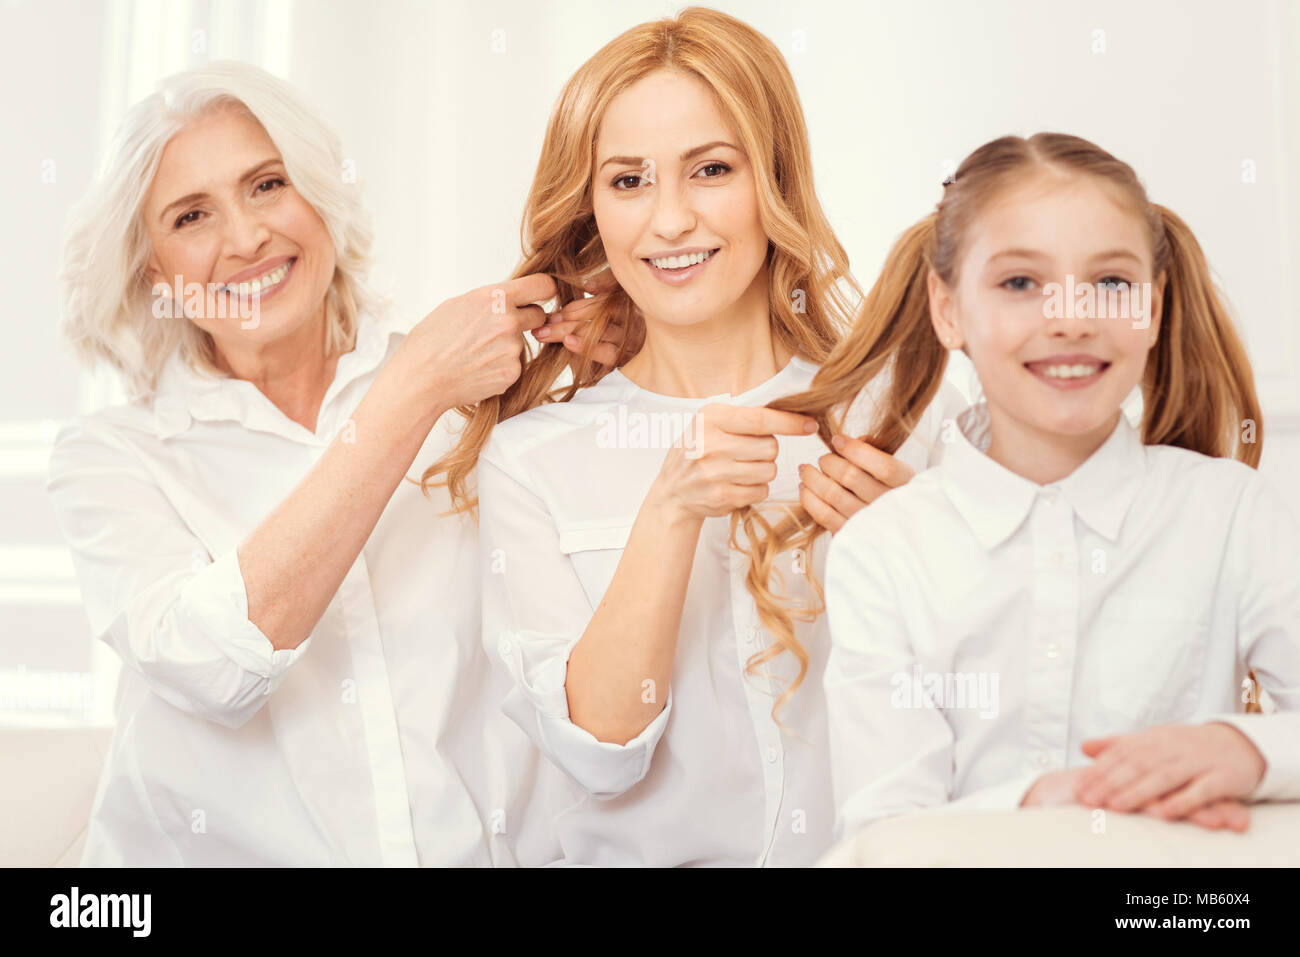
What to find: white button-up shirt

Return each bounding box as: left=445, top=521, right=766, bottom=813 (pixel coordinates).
left=477, top=357, right=968, bottom=866
left=47, top=312, right=551, bottom=867
left=824, top=405, right=1300, bottom=839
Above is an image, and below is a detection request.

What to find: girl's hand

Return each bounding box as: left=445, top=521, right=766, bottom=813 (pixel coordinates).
left=650, top=404, right=819, bottom=522
left=797, top=434, right=915, bottom=533
left=1074, top=723, right=1266, bottom=824
left=1022, top=765, right=1253, bottom=832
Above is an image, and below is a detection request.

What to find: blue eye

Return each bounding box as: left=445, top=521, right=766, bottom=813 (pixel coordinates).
left=1096, top=276, right=1130, bottom=290
left=1001, top=276, right=1036, bottom=292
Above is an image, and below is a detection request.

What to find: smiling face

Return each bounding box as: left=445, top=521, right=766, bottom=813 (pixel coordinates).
left=591, top=68, right=769, bottom=332
left=929, top=171, right=1164, bottom=462
left=142, top=103, right=335, bottom=355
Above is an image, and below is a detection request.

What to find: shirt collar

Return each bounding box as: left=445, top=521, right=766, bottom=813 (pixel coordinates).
left=939, top=404, right=1147, bottom=550
left=153, top=311, right=403, bottom=441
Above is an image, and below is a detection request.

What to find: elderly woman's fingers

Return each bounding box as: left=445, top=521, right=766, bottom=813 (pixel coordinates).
left=534, top=314, right=622, bottom=343
left=501, top=272, right=559, bottom=312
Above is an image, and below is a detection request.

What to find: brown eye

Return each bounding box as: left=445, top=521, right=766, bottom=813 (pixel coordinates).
left=612, top=174, right=643, bottom=190
left=174, top=210, right=202, bottom=229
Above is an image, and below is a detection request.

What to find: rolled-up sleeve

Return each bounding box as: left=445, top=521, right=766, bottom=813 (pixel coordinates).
left=46, top=421, right=311, bottom=729
left=477, top=453, right=670, bottom=798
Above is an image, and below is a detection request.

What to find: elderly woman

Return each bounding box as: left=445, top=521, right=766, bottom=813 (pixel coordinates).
left=49, top=61, right=608, bottom=866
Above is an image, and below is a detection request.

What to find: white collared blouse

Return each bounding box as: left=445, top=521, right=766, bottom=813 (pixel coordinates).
left=824, top=406, right=1300, bottom=839
left=46, top=312, right=551, bottom=867
left=477, top=357, right=969, bottom=866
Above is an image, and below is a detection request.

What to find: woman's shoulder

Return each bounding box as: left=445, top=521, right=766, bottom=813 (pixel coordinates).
left=45, top=400, right=169, bottom=493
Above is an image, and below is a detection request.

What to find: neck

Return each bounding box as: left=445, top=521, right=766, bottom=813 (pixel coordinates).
left=619, top=268, right=793, bottom=397
left=211, top=304, right=338, bottom=432
left=985, top=406, right=1121, bottom=484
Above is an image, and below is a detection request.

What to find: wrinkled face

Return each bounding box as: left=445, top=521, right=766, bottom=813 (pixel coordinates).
left=142, top=104, right=335, bottom=349
left=930, top=172, right=1164, bottom=447
left=591, top=69, right=769, bottom=329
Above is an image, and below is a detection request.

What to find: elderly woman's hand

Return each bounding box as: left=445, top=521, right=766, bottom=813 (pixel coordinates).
left=402, top=273, right=558, bottom=409
left=797, top=434, right=915, bottom=533
left=529, top=270, right=641, bottom=371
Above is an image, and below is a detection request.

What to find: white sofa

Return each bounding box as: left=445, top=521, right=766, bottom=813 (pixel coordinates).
left=820, top=803, right=1300, bottom=866
left=8, top=728, right=1298, bottom=867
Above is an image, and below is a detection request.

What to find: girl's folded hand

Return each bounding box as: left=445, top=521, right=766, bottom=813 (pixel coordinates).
left=1073, top=723, right=1266, bottom=829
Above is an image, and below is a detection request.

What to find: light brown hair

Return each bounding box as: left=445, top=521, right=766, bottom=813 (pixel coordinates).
left=738, top=132, right=1264, bottom=717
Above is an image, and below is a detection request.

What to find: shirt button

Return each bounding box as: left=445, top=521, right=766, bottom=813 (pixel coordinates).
left=766, top=747, right=778, bottom=763
left=497, top=634, right=513, bottom=658
left=1042, top=489, right=1059, bottom=505
left=1036, top=753, right=1050, bottom=768
left=1045, top=643, right=1059, bottom=659
left=745, top=625, right=757, bottom=644
left=1049, top=551, right=1064, bottom=565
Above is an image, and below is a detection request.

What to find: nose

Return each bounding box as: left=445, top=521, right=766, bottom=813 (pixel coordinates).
left=1045, top=279, right=1100, bottom=340
left=648, top=178, right=697, bottom=241
left=223, top=202, right=272, bottom=262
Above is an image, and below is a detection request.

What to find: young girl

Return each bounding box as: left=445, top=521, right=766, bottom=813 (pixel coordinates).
left=815, top=133, right=1300, bottom=841
left=421, top=8, right=965, bottom=865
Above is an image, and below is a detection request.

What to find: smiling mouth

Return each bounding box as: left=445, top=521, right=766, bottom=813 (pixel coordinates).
left=1024, top=358, right=1111, bottom=388
left=218, top=258, right=295, bottom=297
left=644, top=248, right=718, bottom=270
left=641, top=247, right=720, bottom=286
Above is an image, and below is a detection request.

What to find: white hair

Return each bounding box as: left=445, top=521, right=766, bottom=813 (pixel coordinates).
left=60, top=60, right=379, bottom=398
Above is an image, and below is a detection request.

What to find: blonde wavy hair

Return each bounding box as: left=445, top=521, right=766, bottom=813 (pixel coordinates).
left=60, top=60, right=378, bottom=399
left=421, top=6, right=857, bottom=509
left=740, top=132, right=1264, bottom=717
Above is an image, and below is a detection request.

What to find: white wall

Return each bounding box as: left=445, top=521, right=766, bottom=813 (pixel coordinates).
left=3, top=0, right=1298, bottom=727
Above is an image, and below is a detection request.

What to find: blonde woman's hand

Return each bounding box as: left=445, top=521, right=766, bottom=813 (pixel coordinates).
left=648, top=404, right=819, bottom=523
left=1074, top=723, right=1265, bottom=828
left=403, top=273, right=557, bottom=410
left=798, top=433, right=915, bottom=533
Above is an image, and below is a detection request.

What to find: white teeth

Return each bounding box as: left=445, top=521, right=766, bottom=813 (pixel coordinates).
left=1041, top=363, right=1102, bottom=379
left=222, top=261, right=291, bottom=295
left=649, top=249, right=714, bottom=269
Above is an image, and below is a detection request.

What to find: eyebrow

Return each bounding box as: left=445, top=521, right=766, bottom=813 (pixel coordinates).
left=986, top=247, right=1146, bottom=267
left=597, top=140, right=740, bottom=171
left=157, top=158, right=284, bottom=224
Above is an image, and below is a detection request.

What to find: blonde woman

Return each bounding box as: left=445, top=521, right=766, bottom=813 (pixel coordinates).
left=425, top=8, right=966, bottom=865
left=49, top=61, right=615, bottom=866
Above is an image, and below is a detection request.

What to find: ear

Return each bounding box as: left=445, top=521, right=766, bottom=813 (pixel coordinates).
left=927, top=269, right=964, bottom=350
left=143, top=254, right=168, bottom=294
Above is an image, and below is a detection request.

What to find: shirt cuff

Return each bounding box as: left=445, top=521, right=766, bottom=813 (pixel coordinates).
left=938, top=770, right=1043, bottom=813
left=1205, top=714, right=1300, bottom=801
left=535, top=692, right=673, bottom=799
left=181, top=549, right=313, bottom=680
left=493, top=628, right=672, bottom=797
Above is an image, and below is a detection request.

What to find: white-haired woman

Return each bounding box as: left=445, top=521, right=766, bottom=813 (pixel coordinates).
left=49, top=61, right=611, bottom=866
